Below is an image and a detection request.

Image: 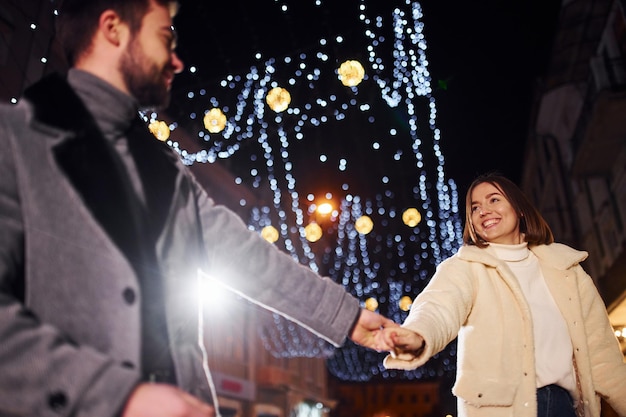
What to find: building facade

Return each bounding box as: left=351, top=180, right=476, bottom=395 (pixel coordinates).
left=328, top=380, right=445, bottom=417
left=199, top=290, right=337, bottom=417
left=521, top=0, right=626, bottom=354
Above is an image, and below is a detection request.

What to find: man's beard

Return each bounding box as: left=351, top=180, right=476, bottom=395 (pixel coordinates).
left=119, top=39, right=171, bottom=110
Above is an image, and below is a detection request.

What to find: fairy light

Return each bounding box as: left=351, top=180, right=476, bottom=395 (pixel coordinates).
left=203, top=108, right=227, bottom=133
left=148, top=120, right=171, bottom=141
left=338, top=60, right=366, bottom=87
left=21, top=0, right=465, bottom=382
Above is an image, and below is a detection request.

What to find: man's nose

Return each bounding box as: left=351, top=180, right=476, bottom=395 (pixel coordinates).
left=171, top=51, right=184, bottom=74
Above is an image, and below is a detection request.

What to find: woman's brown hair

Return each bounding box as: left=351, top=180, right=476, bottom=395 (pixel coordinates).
left=462, top=173, right=554, bottom=247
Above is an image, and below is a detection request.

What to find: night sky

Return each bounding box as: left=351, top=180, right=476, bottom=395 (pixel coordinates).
left=163, top=0, right=566, bottom=387
left=169, top=0, right=562, bottom=196
left=419, top=0, right=562, bottom=192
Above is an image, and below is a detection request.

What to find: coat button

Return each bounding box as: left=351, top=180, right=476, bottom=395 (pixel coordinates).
left=48, top=391, right=68, bottom=412
left=123, top=288, right=136, bottom=305
left=477, top=393, right=483, bottom=398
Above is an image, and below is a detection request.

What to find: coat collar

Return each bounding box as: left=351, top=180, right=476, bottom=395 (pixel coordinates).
left=24, top=73, right=145, bottom=264
left=23, top=73, right=179, bottom=267
left=23, top=72, right=96, bottom=135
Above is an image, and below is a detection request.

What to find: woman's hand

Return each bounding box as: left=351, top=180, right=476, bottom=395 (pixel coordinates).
left=349, top=308, right=399, bottom=352
left=383, top=326, right=425, bottom=357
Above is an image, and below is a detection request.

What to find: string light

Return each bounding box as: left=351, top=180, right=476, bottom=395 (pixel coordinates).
left=364, top=297, right=379, bottom=311
left=304, top=223, right=323, bottom=242
left=355, top=215, right=374, bottom=234
left=338, top=60, right=365, bottom=87
left=159, top=0, right=463, bottom=382
left=148, top=120, right=170, bottom=141
left=203, top=108, right=227, bottom=133
left=27, top=0, right=465, bottom=382
left=402, top=207, right=422, bottom=227
left=261, top=225, right=280, bottom=243
left=266, top=86, right=291, bottom=112
left=399, top=295, right=413, bottom=311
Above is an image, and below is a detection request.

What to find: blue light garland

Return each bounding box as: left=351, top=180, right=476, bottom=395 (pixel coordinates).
left=155, top=0, right=464, bottom=381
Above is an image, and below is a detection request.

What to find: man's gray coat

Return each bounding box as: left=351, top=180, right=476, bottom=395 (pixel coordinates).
left=0, top=74, right=360, bottom=417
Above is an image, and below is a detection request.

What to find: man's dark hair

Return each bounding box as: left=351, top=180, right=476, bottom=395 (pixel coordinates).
left=56, top=0, right=176, bottom=66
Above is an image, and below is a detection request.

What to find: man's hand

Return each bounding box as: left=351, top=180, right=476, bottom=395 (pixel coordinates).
left=349, top=308, right=399, bottom=352
left=383, top=326, right=425, bottom=358
left=122, top=383, right=215, bottom=417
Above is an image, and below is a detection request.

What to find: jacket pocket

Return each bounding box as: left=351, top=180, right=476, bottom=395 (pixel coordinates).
left=452, top=372, right=518, bottom=407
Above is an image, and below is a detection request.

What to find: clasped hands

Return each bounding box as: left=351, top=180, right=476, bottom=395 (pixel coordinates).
left=122, top=309, right=423, bottom=417
left=349, top=308, right=425, bottom=357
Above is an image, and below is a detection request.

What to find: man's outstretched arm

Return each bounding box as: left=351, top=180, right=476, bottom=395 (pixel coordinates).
left=349, top=308, right=399, bottom=352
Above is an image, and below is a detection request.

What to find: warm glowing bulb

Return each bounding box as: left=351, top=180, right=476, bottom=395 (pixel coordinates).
left=261, top=225, right=279, bottom=243
left=148, top=120, right=170, bottom=141
left=402, top=208, right=422, bottom=227
left=203, top=108, right=227, bottom=133
left=305, top=223, right=323, bottom=242
left=266, top=87, right=291, bottom=112
left=338, top=60, right=365, bottom=87
left=317, top=202, right=333, bottom=215
left=355, top=215, right=373, bottom=234
left=399, top=296, right=413, bottom=311
left=364, top=297, right=378, bottom=311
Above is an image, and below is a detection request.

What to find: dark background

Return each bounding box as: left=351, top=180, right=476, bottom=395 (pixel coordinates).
left=170, top=0, right=563, bottom=194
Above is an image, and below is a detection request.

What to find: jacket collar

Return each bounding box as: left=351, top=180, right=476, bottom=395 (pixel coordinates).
left=530, top=243, right=587, bottom=270
left=457, top=243, right=587, bottom=270
left=456, top=245, right=500, bottom=267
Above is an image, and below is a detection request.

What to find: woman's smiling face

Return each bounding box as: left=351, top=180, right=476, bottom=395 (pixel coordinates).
left=470, top=181, right=522, bottom=245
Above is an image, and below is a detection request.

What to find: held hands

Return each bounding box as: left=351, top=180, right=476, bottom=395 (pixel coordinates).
left=349, top=308, right=399, bottom=352
left=122, top=383, right=215, bottom=417
left=382, top=326, right=425, bottom=358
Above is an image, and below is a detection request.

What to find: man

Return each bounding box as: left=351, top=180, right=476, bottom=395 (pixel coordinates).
left=0, top=0, right=396, bottom=416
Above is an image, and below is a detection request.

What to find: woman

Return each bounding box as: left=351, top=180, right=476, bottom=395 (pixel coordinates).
left=382, top=173, right=626, bottom=417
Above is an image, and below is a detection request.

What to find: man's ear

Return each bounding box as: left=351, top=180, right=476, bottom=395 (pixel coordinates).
left=98, top=10, right=128, bottom=46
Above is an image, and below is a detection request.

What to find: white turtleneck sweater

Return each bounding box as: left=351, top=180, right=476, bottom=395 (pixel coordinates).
left=487, top=242, right=577, bottom=395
